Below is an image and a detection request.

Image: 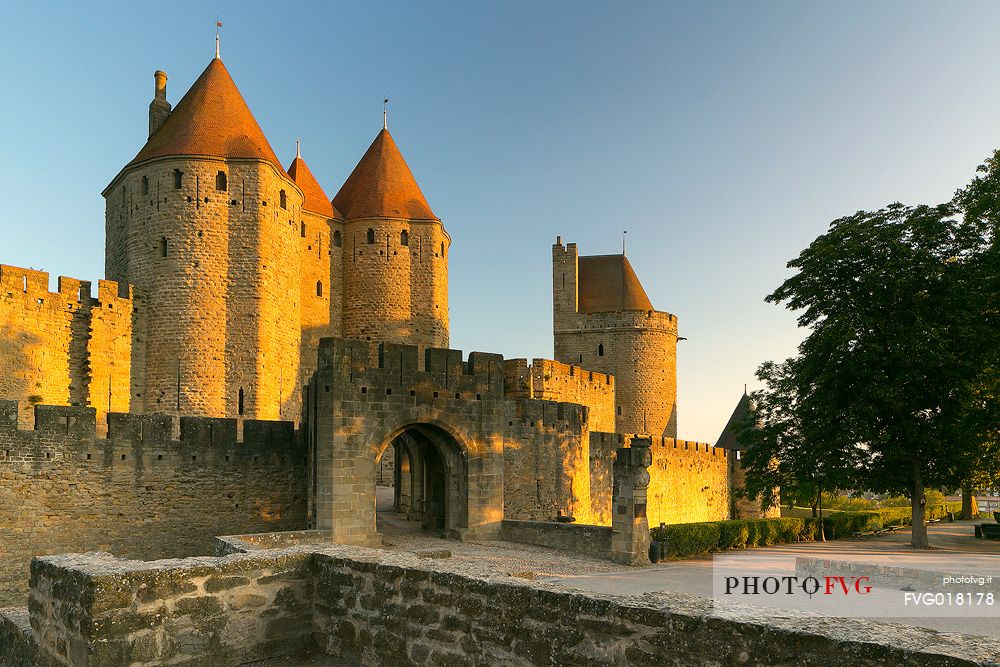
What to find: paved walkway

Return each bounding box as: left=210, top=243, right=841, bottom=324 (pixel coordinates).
left=374, top=489, right=1000, bottom=638
left=542, top=520, right=1000, bottom=638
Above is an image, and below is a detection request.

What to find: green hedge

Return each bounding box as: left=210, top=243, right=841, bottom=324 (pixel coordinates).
left=820, top=502, right=962, bottom=540
left=652, top=502, right=963, bottom=559
left=652, top=517, right=813, bottom=559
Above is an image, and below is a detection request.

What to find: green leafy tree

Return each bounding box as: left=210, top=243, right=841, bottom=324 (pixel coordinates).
left=768, top=200, right=996, bottom=548
left=737, top=358, right=860, bottom=541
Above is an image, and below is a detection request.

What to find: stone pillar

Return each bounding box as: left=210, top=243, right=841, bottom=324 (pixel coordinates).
left=611, top=437, right=652, bottom=565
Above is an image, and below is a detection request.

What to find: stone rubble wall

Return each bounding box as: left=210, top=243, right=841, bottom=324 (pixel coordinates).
left=28, top=550, right=316, bottom=666
left=14, top=544, right=1000, bottom=667
left=0, top=401, right=308, bottom=608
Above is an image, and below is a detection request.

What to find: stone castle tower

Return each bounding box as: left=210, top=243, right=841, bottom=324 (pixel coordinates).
left=332, top=128, right=449, bottom=349
left=552, top=239, right=678, bottom=437
left=98, top=54, right=446, bottom=421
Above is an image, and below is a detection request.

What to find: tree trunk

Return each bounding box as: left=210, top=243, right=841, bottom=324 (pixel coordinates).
left=911, top=459, right=929, bottom=549
left=959, top=487, right=979, bottom=520
left=816, top=484, right=826, bottom=542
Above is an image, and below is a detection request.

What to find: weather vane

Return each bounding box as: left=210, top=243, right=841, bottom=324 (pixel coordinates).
left=215, top=16, right=223, bottom=59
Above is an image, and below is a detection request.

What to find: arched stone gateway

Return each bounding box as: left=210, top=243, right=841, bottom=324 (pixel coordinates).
left=381, top=424, right=470, bottom=537
left=304, top=338, right=511, bottom=546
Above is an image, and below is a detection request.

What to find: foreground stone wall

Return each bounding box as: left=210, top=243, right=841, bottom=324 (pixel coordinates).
left=0, top=401, right=307, bottom=607
left=13, top=544, right=998, bottom=666
left=28, top=550, right=315, bottom=666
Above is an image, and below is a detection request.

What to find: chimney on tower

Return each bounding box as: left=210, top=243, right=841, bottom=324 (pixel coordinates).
left=148, top=70, right=171, bottom=137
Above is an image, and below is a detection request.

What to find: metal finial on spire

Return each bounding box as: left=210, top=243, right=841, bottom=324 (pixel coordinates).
left=622, top=230, right=627, bottom=256
left=296, top=139, right=301, bottom=159
left=383, top=98, right=389, bottom=130
left=215, top=17, right=223, bottom=59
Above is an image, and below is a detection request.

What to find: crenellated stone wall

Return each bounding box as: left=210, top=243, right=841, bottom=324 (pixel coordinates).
left=0, top=400, right=307, bottom=607
left=589, top=432, right=731, bottom=527
left=503, top=357, right=615, bottom=432
left=0, top=266, right=134, bottom=430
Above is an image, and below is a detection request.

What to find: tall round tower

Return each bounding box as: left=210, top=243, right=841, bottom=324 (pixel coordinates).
left=552, top=240, right=678, bottom=437
left=103, top=57, right=305, bottom=420
left=332, top=128, right=449, bottom=348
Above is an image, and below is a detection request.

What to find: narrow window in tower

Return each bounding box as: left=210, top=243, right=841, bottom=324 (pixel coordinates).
left=279, top=190, right=287, bottom=209
left=238, top=388, right=245, bottom=416
left=400, top=230, right=409, bottom=246
left=216, top=171, right=227, bottom=191
left=173, top=169, right=183, bottom=189
left=562, top=273, right=565, bottom=288
left=316, top=281, right=323, bottom=297
left=617, top=405, right=622, bottom=416
left=159, top=238, right=168, bottom=258
left=366, top=228, right=375, bottom=244
left=333, top=230, right=342, bottom=247
left=440, top=242, right=445, bottom=256
left=141, top=176, right=149, bottom=196
left=301, top=221, right=307, bottom=238
left=598, top=343, right=605, bottom=357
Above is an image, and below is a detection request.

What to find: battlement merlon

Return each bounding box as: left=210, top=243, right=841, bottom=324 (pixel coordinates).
left=315, top=338, right=506, bottom=398
left=0, top=400, right=300, bottom=453
left=555, top=307, right=679, bottom=331
left=589, top=431, right=729, bottom=459
left=0, top=264, right=134, bottom=305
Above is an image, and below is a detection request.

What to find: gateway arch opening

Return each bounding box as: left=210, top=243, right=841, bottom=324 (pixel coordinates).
left=375, top=424, right=468, bottom=539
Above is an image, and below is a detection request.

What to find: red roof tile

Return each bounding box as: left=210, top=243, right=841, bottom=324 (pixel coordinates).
left=129, top=58, right=283, bottom=171
left=577, top=255, right=654, bottom=313
left=332, top=128, right=436, bottom=221
left=287, top=154, right=339, bottom=219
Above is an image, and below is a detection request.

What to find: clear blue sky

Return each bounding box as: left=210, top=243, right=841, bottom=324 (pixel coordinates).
left=1, top=1, right=998, bottom=442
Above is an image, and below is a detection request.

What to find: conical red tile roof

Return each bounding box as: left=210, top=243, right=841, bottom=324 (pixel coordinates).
left=287, top=154, right=339, bottom=219
left=577, top=255, right=654, bottom=313
left=332, top=128, right=437, bottom=221
left=129, top=58, right=283, bottom=170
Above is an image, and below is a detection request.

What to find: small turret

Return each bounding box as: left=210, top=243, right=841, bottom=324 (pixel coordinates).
left=148, top=70, right=171, bottom=137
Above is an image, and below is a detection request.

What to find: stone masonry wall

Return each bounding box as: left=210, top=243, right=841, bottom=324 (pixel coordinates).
left=340, top=218, right=449, bottom=349
left=0, top=266, right=133, bottom=430
left=305, top=338, right=594, bottom=544
left=499, top=519, right=612, bottom=558
left=28, top=550, right=315, bottom=666
left=19, top=544, right=999, bottom=667
left=501, top=399, right=595, bottom=523
left=503, top=358, right=615, bottom=432
left=589, top=433, right=730, bottom=527
left=104, top=157, right=305, bottom=420
left=0, top=400, right=307, bottom=607
left=299, top=209, right=336, bottom=406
